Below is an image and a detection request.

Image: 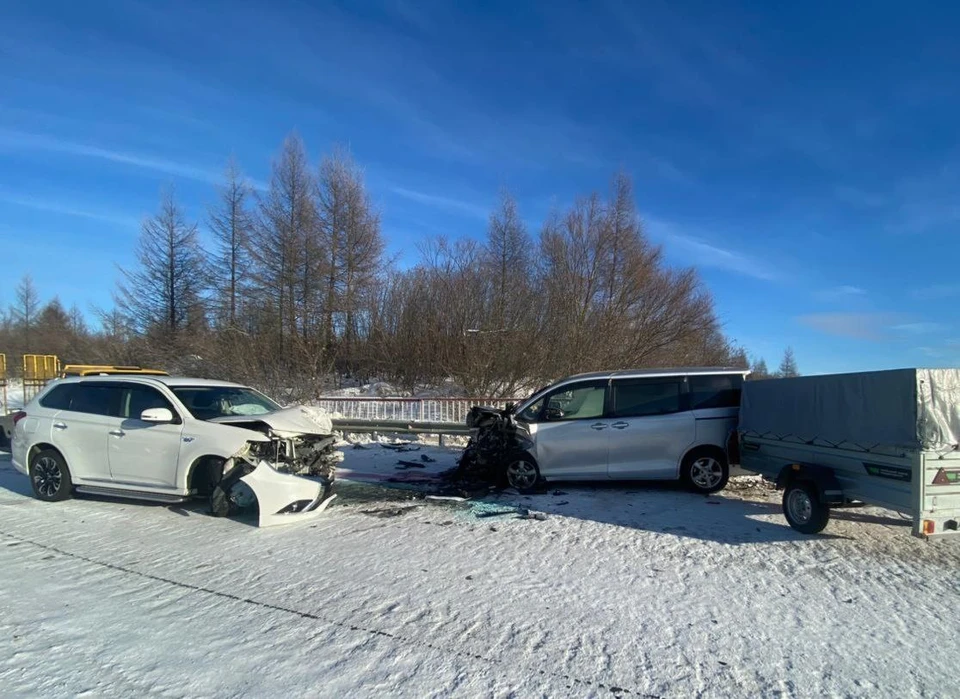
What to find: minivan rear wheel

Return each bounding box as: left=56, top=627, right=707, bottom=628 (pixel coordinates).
left=682, top=451, right=729, bottom=494
left=29, top=449, right=73, bottom=502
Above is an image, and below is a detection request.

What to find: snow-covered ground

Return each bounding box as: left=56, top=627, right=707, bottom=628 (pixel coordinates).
left=2, top=443, right=959, bottom=697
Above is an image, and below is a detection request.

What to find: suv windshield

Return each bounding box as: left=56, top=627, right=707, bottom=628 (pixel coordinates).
left=171, top=386, right=281, bottom=420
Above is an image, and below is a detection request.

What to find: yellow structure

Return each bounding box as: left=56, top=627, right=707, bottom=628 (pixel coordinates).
left=22, top=354, right=61, bottom=403
left=60, top=364, right=169, bottom=377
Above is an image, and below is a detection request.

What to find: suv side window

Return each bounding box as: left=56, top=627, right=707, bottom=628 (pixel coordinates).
left=67, top=384, right=123, bottom=417
left=612, top=379, right=683, bottom=418
left=39, top=384, right=76, bottom=410
left=690, top=374, right=743, bottom=409
left=121, top=385, right=178, bottom=421
left=540, top=381, right=608, bottom=421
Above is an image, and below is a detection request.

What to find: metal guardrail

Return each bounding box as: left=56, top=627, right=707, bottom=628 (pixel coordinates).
left=331, top=418, right=471, bottom=436
left=316, top=397, right=519, bottom=424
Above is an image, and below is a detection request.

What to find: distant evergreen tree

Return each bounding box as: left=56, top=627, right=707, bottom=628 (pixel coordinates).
left=778, top=347, right=800, bottom=377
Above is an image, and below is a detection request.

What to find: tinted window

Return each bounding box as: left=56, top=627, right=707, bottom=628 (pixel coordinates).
left=39, top=384, right=76, bottom=410
left=690, top=375, right=743, bottom=410
left=122, top=385, right=177, bottom=420
left=613, top=380, right=682, bottom=417
left=542, top=382, right=607, bottom=421
left=67, top=384, right=122, bottom=417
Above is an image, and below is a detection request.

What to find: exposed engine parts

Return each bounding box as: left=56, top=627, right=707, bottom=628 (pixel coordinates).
left=455, top=405, right=534, bottom=487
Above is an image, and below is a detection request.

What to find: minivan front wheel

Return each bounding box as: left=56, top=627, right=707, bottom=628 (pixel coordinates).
left=29, top=449, right=73, bottom=502
left=504, top=457, right=541, bottom=492
left=682, top=451, right=729, bottom=494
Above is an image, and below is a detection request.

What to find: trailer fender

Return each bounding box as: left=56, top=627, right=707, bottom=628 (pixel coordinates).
left=776, top=463, right=845, bottom=505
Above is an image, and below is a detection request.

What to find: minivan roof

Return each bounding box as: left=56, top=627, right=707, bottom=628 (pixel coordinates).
left=561, top=367, right=750, bottom=382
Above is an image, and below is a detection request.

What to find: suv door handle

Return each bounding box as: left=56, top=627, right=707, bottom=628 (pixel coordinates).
left=591, top=422, right=609, bottom=430
left=611, top=422, right=629, bottom=429
left=109, top=430, right=125, bottom=437
left=53, top=422, right=67, bottom=430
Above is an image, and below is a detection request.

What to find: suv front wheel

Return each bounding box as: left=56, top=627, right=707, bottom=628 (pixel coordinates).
left=29, top=449, right=74, bottom=502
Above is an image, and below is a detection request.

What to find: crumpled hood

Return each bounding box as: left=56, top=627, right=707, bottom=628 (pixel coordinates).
left=210, top=405, right=334, bottom=437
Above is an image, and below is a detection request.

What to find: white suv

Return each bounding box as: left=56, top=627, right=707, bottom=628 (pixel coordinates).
left=11, top=376, right=340, bottom=526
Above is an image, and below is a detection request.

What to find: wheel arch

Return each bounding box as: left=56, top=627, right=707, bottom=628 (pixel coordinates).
left=185, top=454, right=229, bottom=495
left=28, top=442, right=68, bottom=468
left=775, top=463, right=844, bottom=505
left=679, top=443, right=728, bottom=473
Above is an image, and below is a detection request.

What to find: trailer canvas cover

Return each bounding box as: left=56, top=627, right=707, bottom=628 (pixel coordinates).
left=740, top=368, right=960, bottom=451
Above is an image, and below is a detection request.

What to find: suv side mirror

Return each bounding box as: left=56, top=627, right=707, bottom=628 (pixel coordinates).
left=140, top=407, right=174, bottom=423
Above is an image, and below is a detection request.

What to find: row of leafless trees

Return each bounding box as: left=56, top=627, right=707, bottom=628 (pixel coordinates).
left=0, top=132, right=797, bottom=398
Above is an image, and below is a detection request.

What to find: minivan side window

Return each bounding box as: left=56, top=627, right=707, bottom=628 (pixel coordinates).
left=612, top=379, right=683, bottom=418
left=39, top=384, right=75, bottom=410
left=540, top=381, right=607, bottom=421
left=66, top=384, right=123, bottom=417
left=690, top=374, right=743, bottom=410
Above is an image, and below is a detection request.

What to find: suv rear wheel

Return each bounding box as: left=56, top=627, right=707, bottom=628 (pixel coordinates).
left=29, top=449, right=73, bottom=502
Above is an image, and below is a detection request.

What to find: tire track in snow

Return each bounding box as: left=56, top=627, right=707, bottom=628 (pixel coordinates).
left=0, top=532, right=654, bottom=698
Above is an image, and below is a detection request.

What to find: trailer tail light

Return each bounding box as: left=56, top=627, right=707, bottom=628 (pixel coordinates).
left=11, top=411, right=26, bottom=427
left=922, top=520, right=935, bottom=536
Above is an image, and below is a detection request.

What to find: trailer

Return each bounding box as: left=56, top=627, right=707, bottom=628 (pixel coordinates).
left=739, top=368, right=960, bottom=539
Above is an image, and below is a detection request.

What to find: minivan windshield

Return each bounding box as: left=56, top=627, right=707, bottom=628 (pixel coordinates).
left=171, top=386, right=282, bottom=420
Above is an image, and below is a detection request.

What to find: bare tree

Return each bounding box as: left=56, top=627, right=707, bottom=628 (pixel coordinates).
left=114, top=187, right=208, bottom=346
left=250, top=133, right=316, bottom=354
left=778, top=347, right=799, bottom=377
left=750, top=357, right=771, bottom=379
left=10, top=274, right=41, bottom=353
left=208, top=157, right=254, bottom=327
left=315, top=147, right=385, bottom=369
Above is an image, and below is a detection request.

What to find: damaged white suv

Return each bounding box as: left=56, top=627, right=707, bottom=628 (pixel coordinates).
left=11, top=376, right=341, bottom=526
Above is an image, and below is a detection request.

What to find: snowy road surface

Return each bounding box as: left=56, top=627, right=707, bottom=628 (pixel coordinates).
left=2, top=444, right=959, bottom=698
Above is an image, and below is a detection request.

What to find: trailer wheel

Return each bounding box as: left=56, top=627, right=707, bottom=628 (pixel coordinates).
left=782, top=481, right=830, bottom=534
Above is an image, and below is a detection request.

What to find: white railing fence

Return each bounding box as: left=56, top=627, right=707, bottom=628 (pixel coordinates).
left=314, top=397, right=522, bottom=424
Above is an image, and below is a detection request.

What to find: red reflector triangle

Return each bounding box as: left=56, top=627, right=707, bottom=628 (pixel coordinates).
left=932, top=468, right=954, bottom=485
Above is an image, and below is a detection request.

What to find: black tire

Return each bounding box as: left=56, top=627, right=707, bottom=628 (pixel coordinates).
left=29, top=449, right=73, bottom=502
left=209, top=485, right=232, bottom=517
left=681, top=450, right=729, bottom=494
left=502, top=455, right=542, bottom=493
left=782, top=481, right=830, bottom=534
left=191, top=457, right=226, bottom=497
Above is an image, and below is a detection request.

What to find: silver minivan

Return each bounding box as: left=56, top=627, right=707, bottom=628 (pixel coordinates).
left=503, top=368, right=749, bottom=493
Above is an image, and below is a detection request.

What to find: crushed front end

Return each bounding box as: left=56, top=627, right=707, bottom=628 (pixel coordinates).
left=455, top=405, right=534, bottom=487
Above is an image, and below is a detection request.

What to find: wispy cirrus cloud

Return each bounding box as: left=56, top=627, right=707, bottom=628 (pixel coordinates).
left=0, top=128, right=266, bottom=189
left=800, top=313, right=948, bottom=341
left=891, top=322, right=947, bottom=335
left=911, top=284, right=960, bottom=300
left=0, top=190, right=140, bottom=228
left=815, top=285, right=867, bottom=301
left=387, top=185, right=490, bottom=219
left=644, top=218, right=777, bottom=281
left=798, top=312, right=901, bottom=340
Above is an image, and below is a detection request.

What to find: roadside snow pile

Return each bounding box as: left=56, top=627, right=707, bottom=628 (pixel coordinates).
left=726, top=473, right=775, bottom=492
left=1, top=380, right=24, bottom=411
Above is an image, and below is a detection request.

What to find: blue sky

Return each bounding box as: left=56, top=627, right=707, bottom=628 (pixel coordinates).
left=1, top=0, right=958, bottom=374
